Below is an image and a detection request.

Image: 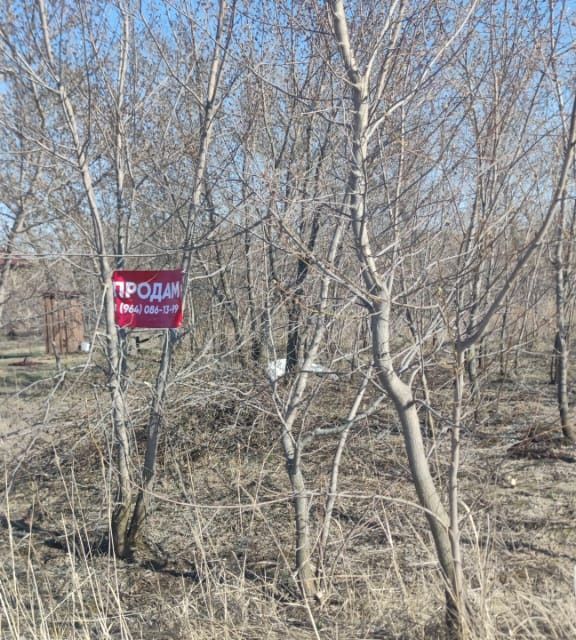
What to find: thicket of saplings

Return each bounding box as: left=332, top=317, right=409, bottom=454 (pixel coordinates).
left=1, top=294, right=575, bottom=640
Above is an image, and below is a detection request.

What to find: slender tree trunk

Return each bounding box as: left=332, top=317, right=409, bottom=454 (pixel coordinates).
left=38, top=0, right=133, bottom=556
left=466, top=259, right=482, bottom=399
left=124, top=0, right=236, bottom=551
left=551, top=331, right=561, bottom=385
left=319, top=370, right=370, bottom=580
left=449, top=350, right=467, bottom=637
left=127, top=330, right=175, bottom=549
left=244, top=229, right=263, bottom=363
left=499, top=304, right=509, bottom=379
left=285, top=163, right=322, bottom=377
left=282, top=432, right=317, bottom=600
left=554, top=200, right=575, bottom=441
left=0, top=203, right=27, bottom=329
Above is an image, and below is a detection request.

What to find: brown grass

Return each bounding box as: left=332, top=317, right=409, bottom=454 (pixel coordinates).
left=1, top=340, right=576, bottom=639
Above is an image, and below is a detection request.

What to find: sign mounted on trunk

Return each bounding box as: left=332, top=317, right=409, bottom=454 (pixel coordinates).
left=112, top=270, right=184, bottom=329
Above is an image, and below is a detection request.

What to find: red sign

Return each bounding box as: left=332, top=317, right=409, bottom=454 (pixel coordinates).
left=112, top=270, right=184, bottom=329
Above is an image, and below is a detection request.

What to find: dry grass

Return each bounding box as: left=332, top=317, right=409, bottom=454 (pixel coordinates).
left=1, top=340, right=576, bottom=639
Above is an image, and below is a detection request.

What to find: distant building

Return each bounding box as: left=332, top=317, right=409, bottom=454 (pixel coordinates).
left=42, top=291, right=85, bottom=354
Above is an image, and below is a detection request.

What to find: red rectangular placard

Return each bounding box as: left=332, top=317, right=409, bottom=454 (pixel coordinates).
left=112, top=270, right=184, bottom=329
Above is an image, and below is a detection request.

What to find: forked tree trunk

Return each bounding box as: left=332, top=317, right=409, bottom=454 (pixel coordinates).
left=370, top=300, right=462, bottom=633
left=327, top=0, right=467, bottom=632
left=275, top=353, right=323, bottom=601
left=277, top=273, right=342, bottom=601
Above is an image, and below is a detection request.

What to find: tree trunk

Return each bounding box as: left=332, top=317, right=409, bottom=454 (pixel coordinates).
left=370, top=301, right=460, bottom=622
left=283, top=440, right=317, bottom=600
left=0, top=204, right=26, bottom=329
left=551, top=332, right=561, bottom=385
left=554, top=202, right=575, bottom=442
left=448, top=350, right=467, bottom=637
left=328, top=0, right=465, bottom=629
left=127, top=330, right=175, bottom=552
left=119, top=0, right=236, bottom=549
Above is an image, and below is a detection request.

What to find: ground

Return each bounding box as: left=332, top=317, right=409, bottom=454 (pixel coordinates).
left=1, top=337, right=575, bottom=639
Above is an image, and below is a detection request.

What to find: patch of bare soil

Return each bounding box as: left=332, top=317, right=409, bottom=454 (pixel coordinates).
left=1, top=357, right=576, bottom=639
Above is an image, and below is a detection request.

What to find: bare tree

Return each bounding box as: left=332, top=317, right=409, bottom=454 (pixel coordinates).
left=0, top=82, right=47, bottom=330
left=1, top=0, right=169, bottom=556
left=544, top=0, right=576, bottom=442
left=324, top=0, right=576, bottom=636
left=126, top=0, right=238, bottom=553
